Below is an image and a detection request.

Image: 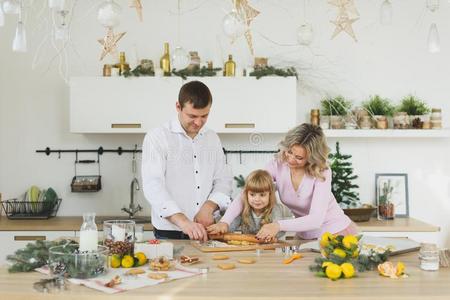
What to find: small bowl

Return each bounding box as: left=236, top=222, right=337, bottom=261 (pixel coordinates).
left=48, top=244, right=108, bottom=279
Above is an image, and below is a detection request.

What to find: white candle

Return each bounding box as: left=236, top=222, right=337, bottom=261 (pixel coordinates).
left=79, top=230, right=98, bottom=252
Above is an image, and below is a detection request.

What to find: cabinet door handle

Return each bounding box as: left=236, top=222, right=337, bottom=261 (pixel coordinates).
left=14, top=235, right=46, bottom=241
left=111, top=123, right=142, bottom=129
left=224, top=123, right=255, bottom=129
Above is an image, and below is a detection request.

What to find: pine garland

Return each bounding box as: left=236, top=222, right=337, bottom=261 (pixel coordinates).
left=122, top=65, right=155, bottom=77
left=171, top=66, right=222, bottom=80
left=7, top=239, right=77, bottom=273
left=249, top=66, right=298, bottom=79
left=329, top=142, right=360, bottom=208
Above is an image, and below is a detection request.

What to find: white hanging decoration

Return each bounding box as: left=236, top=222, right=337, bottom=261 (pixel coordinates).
left=380, top=0, right=392, bottom=25
left=222, top=10, right=245, bottom=40
left=171, top=46, right=190, bottom=70
left=54, top=10, right=69, bottom=41
left=3, top=0, right=20, bottom=14
left=97, top=0, right=122, bottom=28
left=427, top=23, right=440, bottom=53
left=12, top=21, right=27, bottom=52
left=48, top=0, right=65, bottom=10
left=0, top=5, right=5, bottom=27
left=297, top=23, right=314, bottom=46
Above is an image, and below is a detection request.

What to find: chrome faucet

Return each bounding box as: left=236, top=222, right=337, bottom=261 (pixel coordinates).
left=122, top=177, right=142, bottom=219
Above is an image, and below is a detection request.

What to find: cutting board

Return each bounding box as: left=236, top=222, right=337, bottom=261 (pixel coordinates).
left=191, top=240, right=290, bottom=253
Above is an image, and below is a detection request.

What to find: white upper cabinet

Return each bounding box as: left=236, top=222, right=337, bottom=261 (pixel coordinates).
left=193, top=77, right=297, bottom=133
left=70, top=76, right=297, bottom=133
left=70, top=77, right=182, bottom=133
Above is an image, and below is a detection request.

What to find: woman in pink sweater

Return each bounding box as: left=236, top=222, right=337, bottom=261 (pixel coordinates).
left=208, top=123, right=357, bottom=241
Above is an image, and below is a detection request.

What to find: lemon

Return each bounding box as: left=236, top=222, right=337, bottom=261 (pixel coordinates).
left=134, top=252, right=148, bottom=266
left=121, top=255, right=135, bottom=268
left=396, top=262, right=405, bottom=276
left=110, top=255, right=121, bottom=268
left=325, top=263, right=342, bottom=280
left=322, top=261, right=333, bottom=268
left=333, top=248, right=346, bottom=258
left=342, top=235, right=358, bottom=249
left=320, top=232, right=333, bottom=248
left=340, top=263, right=355, bottom=278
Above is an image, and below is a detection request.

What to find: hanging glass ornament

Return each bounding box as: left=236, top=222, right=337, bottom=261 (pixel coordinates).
left=0, top=5, right=5, bottom=27
left=3, top=0, right=20, bottom=14
left=171, top=46, right=190, bottom=70
left=380, top=0, right=392, bottom=25
left=48, top=0, right=65, bottom=10
left=426, top=0, right=439, bottom=12
left=297, top=23, right=314, bottom=46
left=97, top=0, right=121, bottom=28
left=12, top=21, right=27, bottom=52
left=222, top=10, right=245, bottom=40
left=54, top=10, right=69, bottom=41
left=427, top=23, right=440, bottom=53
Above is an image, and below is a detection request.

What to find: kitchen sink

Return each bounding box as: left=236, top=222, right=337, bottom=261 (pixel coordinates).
left=95, top=216, right=151, bottom=224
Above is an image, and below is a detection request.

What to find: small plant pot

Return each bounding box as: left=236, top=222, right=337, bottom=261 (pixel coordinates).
left=375, top=116, right=388, bottom=129
left=359, top=115, right=372, bottom=129
left=330, top=115, right=344, bottom=129
left=378, top=203, right=395, bottom=220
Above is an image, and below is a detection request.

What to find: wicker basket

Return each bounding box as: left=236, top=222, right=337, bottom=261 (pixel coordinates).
left=343, top=207, right=376, bottom=222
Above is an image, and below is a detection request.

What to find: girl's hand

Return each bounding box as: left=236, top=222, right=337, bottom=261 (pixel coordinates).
left=206, top=222, right=229, bottom=235
left=256, top=222, right=280, bottom=242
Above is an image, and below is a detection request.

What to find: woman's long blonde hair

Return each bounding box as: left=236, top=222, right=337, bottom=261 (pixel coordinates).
left=241, top=170, right=276, bottom=232
left=277, top=123, right=329, bottom=181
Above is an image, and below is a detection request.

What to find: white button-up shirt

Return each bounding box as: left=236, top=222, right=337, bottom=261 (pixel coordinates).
left=141, top=117, right=233, bottom=231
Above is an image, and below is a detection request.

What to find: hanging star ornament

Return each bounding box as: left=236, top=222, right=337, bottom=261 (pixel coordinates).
left=130, top=0, right=143, bottom=22
left=330, top=12, right=358, bottom=42
left=234, top=0, right=260, bottom=55
left=329, top=0, right=359, bottom=42
left=98, top=28, right=126, bottom=61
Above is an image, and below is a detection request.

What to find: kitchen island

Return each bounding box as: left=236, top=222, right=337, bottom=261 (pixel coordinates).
left=0, top=240, right=449, bottom=300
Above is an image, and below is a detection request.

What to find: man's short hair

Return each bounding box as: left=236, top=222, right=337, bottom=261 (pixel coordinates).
left=178, top=81, right=212, bottom=109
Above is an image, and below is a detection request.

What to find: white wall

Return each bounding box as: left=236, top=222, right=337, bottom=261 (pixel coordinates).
left=1, top=1, right=450, bottom=246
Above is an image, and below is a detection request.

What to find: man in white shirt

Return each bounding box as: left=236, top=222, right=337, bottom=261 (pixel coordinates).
left=141, top=81, right=232, bottom=241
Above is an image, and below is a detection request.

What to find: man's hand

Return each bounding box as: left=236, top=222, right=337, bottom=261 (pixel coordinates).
left=168, top=213, right=208, bottom=241
left=256, top=222, right=280, bottom=243
left=194, top=200, right=218, bottom=228
left=206, top=222, right=229, bottom=235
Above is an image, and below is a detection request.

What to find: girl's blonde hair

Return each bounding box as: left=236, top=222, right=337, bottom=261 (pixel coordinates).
left=277, top=123, right=329, bottom=181
left=241, top=170, right=276, bottom=232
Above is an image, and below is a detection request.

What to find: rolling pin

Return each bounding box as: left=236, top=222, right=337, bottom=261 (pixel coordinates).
left=208, top=233, right=264, bottom=244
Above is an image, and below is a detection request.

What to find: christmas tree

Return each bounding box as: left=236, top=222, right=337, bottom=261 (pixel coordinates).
left=329, top=142, right=360, bottom=208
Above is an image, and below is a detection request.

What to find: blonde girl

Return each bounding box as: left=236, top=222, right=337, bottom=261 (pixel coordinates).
left=207, top=170, right=283, bottom=237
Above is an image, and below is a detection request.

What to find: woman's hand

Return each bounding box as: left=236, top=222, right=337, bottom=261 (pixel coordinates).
left=206, top=222, right=229, bottom=235
left=256, top=222, right=280, bottom=242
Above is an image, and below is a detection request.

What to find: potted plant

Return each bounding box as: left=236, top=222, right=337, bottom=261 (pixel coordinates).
left=362, top=95, right=395, bottom=129
left=329, top=142, right=376, bottom=222
left=396, top=95, right=431, bottom=129
left=321, top=96, right=352, bottom=129
left=377, top=180, right=394, bottom=220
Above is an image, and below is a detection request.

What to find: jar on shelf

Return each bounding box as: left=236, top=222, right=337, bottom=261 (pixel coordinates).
left=320, top=115, right=330, bottom=129
left=431, top=108, right=442, bottom=129
left=393, top=112, right=409, bottom=129
left=310, top=109, right=320, bottom=126
left=419, top=243, right=440, bottom=271
left=359, top=115, right=372, bottom=129
left=103, top=220, right=136, bottom=256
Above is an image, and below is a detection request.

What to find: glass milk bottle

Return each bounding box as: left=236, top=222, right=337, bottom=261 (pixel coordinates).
left=79, top=212, right=99, bottom=252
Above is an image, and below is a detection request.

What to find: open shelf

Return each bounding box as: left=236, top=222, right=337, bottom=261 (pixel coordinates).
left=324, top=129, right=450, bottom=138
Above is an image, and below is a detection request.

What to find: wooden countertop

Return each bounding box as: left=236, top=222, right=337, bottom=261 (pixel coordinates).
left=0, top=216, right=438, bottom=233
left=0, top=240, right=449, bottom=300
left=0, top=216, right=154, bottom=231
left=356, top=217, right=440, bottom=232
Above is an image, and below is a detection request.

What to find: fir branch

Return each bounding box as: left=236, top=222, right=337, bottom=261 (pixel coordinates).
left=171, top=66, right=222, bottom=80
left=249, top=66, right=298, bottom=79
left=123, top=65, right=155, bottom=77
